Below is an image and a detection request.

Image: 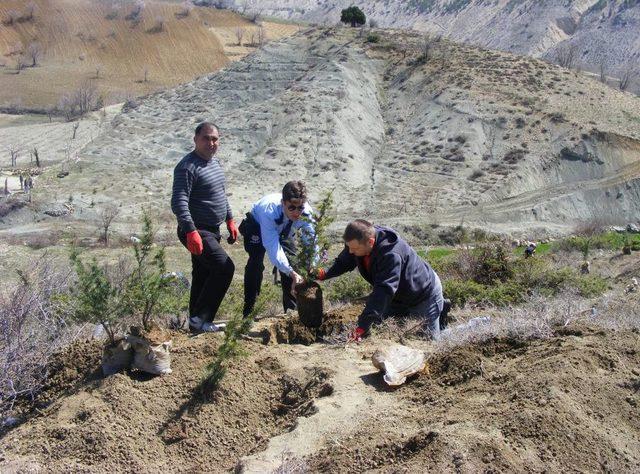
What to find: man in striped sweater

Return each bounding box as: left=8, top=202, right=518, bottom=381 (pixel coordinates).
left=171, top=122, right=238, bottom=333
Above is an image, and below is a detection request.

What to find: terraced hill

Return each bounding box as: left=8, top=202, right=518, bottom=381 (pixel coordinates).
left=50, top=27, right=640, bottom=235
left=0, top=0, right=298, bottom=109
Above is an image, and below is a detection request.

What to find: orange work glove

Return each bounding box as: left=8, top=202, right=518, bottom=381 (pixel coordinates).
left=186, top=231, right=203, bottom=256
left=314, top=268, right=326, bottom=281
left=226, top=219, right=238, bottom=244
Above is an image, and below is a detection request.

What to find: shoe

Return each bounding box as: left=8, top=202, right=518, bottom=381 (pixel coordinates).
left=201, top=322, right=226, bottom=332
left=189, top=316, right=204, bottom=333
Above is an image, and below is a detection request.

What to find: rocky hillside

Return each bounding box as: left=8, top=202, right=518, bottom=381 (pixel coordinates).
left=227, top=0, right=640, bottom=86
left=36, top=26, right=634, bottom=236
left=2, top=26, right=639, bottom=238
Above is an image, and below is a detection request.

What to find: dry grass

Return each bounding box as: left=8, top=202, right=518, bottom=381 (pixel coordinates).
left=373, top=289, right=639, bottom=354
left=0, top=0, right=299, bottom=109
left=0, top=255, right=81, bottom=415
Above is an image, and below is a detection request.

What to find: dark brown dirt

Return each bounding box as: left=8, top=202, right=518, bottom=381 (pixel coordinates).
left=261, top=304, right=361, bottom=345
left=0, top=331, right=330, bottom=472
left=305, top=325, right=640, bottom=472
left=295, top=282, right=324, bottom=328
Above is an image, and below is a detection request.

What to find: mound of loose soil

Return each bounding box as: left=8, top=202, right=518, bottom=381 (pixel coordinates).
left=0, top=332, right=332, bottom=472
left=261, top=305, right=361, bottom=345
left=304, top=325, right=640, bottom=472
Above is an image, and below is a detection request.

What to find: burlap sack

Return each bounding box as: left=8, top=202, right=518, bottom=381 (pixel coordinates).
left=127, top=335, right=172, bottom=375
left=101, top=338, right=134, bottom=376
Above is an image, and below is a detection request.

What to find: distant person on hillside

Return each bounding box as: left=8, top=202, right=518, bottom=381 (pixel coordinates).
left=239, top=181, right=314, bottom=317
left=314, top=219, right=446, bottom=342
left=524, top=242, right=537, bottom=258
left=171, top=122, right=238, bottom=333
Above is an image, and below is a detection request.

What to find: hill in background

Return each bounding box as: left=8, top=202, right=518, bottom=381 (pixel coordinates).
left=44, top=27, right=639, bottom=236
left=221, top=0, right=640, bottom=91
left=0, top=0, right=299, bottom=110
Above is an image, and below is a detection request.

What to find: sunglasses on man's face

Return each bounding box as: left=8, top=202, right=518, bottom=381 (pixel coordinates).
left=287, top=204, right=305, bottom=212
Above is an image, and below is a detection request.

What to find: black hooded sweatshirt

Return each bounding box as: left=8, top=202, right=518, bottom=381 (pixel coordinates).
left=324, top=225, right=438, bottom=331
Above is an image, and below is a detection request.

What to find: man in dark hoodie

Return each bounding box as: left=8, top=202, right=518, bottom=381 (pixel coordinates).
left=315, top=219, right=444, bottom=342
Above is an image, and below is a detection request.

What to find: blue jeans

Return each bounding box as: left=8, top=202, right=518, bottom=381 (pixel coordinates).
left=382, top=274, right=444, bottom=340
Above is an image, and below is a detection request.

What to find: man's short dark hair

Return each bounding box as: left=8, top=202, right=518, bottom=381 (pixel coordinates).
left=282, top=181, right=307, bottom=202
left=343, top=219, right=375, bottom=242
left=195, top=122, right=219, bottom=136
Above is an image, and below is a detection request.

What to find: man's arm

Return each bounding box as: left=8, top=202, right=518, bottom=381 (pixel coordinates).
left=171, top=165, right=196, bottom=232
left=260, top=218, right=295, bottom=275
left=322, top=246, right=358, bottom=280
left=357, top=253, right=402, bottom=332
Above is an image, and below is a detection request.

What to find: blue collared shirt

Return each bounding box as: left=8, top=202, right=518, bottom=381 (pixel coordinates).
left=251, top=193, right=316, bottom=275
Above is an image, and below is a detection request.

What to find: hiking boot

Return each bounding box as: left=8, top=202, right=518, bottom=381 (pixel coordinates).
left=439, top=299, right=451, bottom=331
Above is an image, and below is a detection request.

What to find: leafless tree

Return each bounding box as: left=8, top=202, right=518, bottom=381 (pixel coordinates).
left=72, top=122, right=80, bottom=139
left=4, top=10, right=21, bottom=26
left=99, top=204, right=120, bottom=247
left=0, top=256, right=77, bottom=415
left=235, top=27, right=244, bottom=46
left=599, top=60, right=607, bottom=84
left=33, top=147, right=40, bottom=167
left=15, top=56, right=27, bottom=73
left=26, top=42, right=43, bottom=67
left=619, top=63, right=638, bottom=91
left=143, top=67, right=149, bottom=82
left=24, top=1, right=37, bottom=21
left=250, top=8, right=263, bottom=24
left=95, top=63, right=103, bottom=79
left=239, top=0, right=249, bottom=15
left=555, top=44, right=577, bottom=69
left=149, top=15, right=165, bottom=33
left=7, top=144, right=20, bottom=168
left=58, top=81, right=98, bottom=121
left=8, top=41, right=24, bottom=57
left=257, top=26, right=266, bottom=46
left=418, top=34, right=439, bottom=63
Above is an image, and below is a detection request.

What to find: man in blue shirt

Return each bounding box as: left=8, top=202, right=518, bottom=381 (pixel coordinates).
left=240, top=181, right=315, bottom=317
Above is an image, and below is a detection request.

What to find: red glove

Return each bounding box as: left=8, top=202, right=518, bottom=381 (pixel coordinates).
left=315, top=268, right=326, bottom=281
left=348, top=327, right=366, bottom=343
left=226, top=219, right=238, bottom=243
left=186, top=231, right=203, bottom=256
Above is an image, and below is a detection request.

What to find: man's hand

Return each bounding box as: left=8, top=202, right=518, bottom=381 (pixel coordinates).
left=347, top=326, right=366, bottom=343
left=290, top=270, right=304, bottom=296
left=186, top=231, right=203, bottom=256
left=226, top=219, right=239, bottom=244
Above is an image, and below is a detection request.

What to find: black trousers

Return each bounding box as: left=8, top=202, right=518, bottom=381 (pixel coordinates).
left=177, top=227, right=235, bottom=322
left=240, top=214, right=296, bottom=317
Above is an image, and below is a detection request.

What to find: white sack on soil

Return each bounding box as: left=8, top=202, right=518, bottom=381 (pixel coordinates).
left=127, top=335, right=172, bottom=375
left=101, top=338, right=134, bottom=376
left=371, top=344, right=426, bottom=386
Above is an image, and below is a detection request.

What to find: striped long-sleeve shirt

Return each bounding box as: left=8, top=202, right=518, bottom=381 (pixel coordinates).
left=171, top=151, right=232, bottom=233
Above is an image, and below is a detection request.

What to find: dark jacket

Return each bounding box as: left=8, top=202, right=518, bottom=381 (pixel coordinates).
left=324, top=226, right=438, bottom=331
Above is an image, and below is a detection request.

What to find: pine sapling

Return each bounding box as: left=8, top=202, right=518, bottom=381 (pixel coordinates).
left=294, top=191, right=335, bottom=279
left=124, top=211, right=170, bottom=331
